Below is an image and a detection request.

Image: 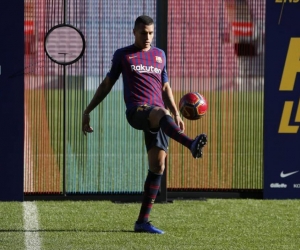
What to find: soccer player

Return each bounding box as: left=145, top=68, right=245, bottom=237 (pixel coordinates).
left=82, top=15, right=207, bottom=234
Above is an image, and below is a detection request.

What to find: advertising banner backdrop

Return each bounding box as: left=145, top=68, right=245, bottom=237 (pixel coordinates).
left=265, top=1, right=300, bottom=199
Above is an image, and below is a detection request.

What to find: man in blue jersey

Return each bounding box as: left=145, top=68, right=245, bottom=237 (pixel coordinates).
left=82, top=15, right=207, bottom=234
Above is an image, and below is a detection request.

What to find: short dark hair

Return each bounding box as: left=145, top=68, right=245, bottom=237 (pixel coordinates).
left=134, top=15, right=154, bottom=29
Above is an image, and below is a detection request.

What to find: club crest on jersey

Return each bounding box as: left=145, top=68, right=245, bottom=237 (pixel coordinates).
left=155, top=56, right=162, bottom=63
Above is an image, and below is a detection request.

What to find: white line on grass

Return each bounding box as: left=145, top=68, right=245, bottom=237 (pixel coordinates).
left=23, top=202, right=41, bottom=250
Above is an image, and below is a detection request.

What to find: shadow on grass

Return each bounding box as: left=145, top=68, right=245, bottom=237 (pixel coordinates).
left=0, top=229, right=135, bottom=233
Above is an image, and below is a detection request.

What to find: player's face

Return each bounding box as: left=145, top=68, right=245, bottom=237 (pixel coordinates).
left=133, top=23, right=154, bottom=51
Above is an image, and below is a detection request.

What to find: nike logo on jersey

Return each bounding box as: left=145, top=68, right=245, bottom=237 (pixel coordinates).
left=280, top=170, right=299, bottom=178
left=128, top=56, right=137, bottom=59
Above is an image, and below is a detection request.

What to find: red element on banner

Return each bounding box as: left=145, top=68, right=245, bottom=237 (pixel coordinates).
left=232, top=22, right=253, bottom=37
left=25, top=20, right=34, bottom=35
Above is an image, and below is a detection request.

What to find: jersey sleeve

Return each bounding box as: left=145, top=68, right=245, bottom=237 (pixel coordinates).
left=161, top=51, right=169, bottom=84
left=106, top=50, right=122, bottom=80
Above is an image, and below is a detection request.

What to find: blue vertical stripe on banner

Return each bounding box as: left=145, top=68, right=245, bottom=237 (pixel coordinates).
left=0, top=1, right=24, bottom=201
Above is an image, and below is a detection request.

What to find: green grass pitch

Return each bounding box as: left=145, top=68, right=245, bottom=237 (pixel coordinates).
left=1, top=199, right=299, bottom=249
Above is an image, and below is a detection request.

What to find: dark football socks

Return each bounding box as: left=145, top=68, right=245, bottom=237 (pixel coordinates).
left=137, top=170, right=162, bottom=223
left=159, top=115, right=193, bottom=149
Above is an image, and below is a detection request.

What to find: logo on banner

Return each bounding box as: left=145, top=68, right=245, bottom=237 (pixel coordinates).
left=270, top=183, right=287, bottom=188
left=280, top=170, right=299, bottom=178
left=275, top=0, right=300, bottom=3
left=278, top=38, right=300, bottom=133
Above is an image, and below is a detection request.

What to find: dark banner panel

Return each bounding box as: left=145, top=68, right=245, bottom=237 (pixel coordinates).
left=0, top=1, right=24, bottom=201
left=264, top=1, right=300, bottom=199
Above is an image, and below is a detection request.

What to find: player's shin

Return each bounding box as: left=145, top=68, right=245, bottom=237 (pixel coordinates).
left=137, top=170, right=162, bottom=223
left=159, top=115, right=193, bottom=149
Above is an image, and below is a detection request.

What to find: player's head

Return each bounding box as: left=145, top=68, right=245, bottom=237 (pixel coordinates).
left=133, top=15, right=154, bottom=51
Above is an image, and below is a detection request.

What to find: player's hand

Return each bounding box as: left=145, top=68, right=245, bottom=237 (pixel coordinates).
left=82, top=114, right=94, bottom=136
left=174, top=114, right=185, bottom=132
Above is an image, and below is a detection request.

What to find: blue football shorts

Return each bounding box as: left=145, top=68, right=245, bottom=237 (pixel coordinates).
left=126, top=104, right=169, bottom=152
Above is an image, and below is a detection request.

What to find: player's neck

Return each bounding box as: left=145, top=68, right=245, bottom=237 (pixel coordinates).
left=133, top=43, right=152, bottom=52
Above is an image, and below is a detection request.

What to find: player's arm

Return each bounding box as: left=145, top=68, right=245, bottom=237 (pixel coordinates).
left=82, top=76, right=117, bottom=135
left=162, top=82, right=185, bottom=131
left=162, top=82, right=179, bottom=116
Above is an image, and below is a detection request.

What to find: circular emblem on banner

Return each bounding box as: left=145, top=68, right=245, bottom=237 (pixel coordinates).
left=44, top=24, right=85, bottom=65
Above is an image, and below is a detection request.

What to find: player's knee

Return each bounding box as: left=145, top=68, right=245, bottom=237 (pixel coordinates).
left=153, top=107, right=170, bottom=119
left=148, top=107, right=170, bottom=128
left=149, top=163, right=165, bottom=175
left=148, top=148, right=166, bottom=174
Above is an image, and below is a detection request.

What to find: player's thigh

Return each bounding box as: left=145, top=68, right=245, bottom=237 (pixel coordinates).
left=148, top=107, right=170, bottom=128
left=145, top=129, right=169, bottom=174
left=126, top=105, right=153, bottom=131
